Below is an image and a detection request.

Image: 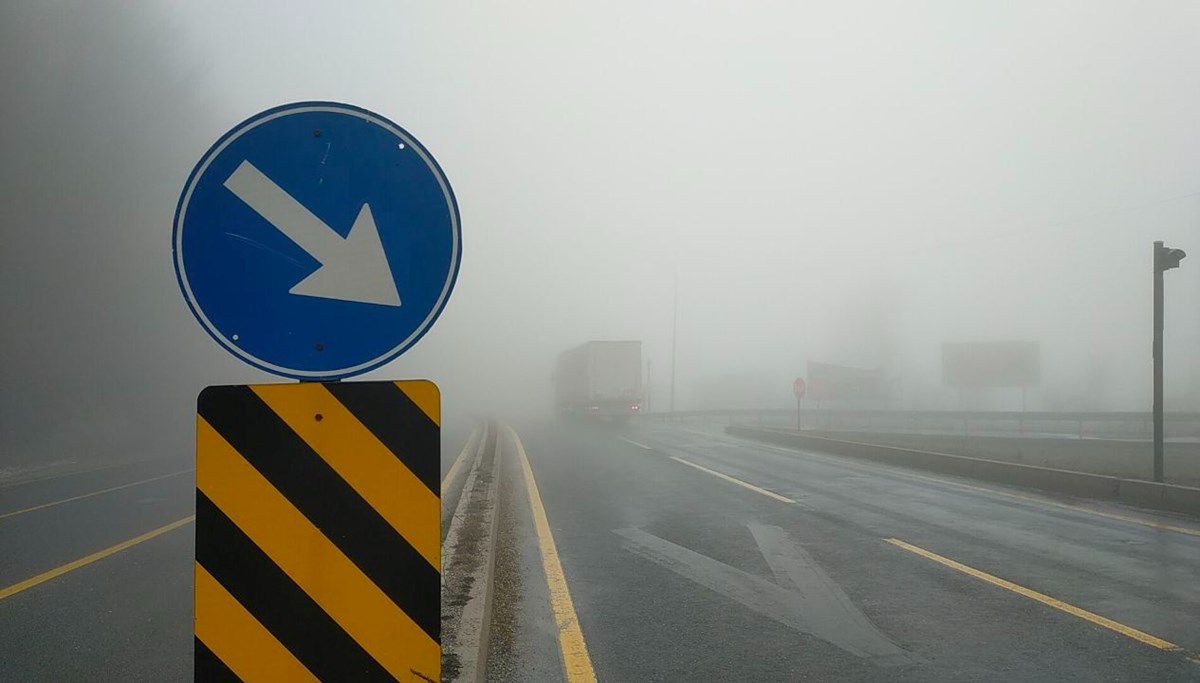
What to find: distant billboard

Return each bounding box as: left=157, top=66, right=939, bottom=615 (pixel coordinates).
left=942, top=341, right=1040, bottom=388
left=807, top=361, right=889, bottom=401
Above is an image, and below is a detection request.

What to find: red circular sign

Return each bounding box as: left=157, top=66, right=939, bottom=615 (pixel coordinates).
left=793, top=377, right=806, bottom=399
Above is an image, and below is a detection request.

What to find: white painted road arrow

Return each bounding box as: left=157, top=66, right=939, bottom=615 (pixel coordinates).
left=223, top=160, right=402, bottom=307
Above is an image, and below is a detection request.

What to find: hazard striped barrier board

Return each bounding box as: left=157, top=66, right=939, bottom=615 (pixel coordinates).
left=194, top=381, right=440, bottom=681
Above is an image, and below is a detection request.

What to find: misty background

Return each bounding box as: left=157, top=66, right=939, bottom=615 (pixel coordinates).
left=2, top=1, right=1199, bottom=470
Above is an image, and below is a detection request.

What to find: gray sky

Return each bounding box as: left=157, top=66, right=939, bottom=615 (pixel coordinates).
left=3, top=1, right=1200, bottom=465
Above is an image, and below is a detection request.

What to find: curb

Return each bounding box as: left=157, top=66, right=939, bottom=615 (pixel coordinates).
left=441, top=421, right=503, bottom=682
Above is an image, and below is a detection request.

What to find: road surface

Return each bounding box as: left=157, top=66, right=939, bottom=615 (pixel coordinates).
left=0, top=419, right=472, bottom=682
left=485, top=419, right=1200, bottom=682
left=3, top=419, right=1199, bottom=681
left=0, top=456, right=195, bottom=681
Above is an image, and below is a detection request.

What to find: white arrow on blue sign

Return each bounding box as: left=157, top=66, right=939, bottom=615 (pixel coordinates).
left=173, top=102, right=461, bottom=380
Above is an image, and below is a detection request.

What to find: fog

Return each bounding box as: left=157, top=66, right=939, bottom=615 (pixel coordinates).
left=3, top=1, right=1199, bottom=469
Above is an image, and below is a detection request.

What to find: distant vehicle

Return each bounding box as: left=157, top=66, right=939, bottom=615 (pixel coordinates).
left=554, top=341, right=643, bottom=419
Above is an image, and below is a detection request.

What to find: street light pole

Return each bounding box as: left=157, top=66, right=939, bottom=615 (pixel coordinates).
left=1152, top=240, right=1186, bottom=483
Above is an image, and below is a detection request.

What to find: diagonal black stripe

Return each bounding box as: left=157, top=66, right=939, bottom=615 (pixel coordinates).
left=198, top=385, right=440, bottom=644
left=195, top=492, right=392, bottom=682
left=325, top=382, right=440, bottom=495
left=194, top=636, right=240, bottom=682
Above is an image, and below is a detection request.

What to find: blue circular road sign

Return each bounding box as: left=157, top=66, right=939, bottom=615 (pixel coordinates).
left=173, top=102, right=461, bottom=380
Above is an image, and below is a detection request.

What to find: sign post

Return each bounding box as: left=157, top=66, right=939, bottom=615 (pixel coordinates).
left=175, top=101, right=460, bottom=681
left=793, top=377, right=806, bottom=431
left=1152, top=241, right=1186, bottom=483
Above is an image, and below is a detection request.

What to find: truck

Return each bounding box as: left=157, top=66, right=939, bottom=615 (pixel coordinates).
left=554, top=341, right=643, bottom=419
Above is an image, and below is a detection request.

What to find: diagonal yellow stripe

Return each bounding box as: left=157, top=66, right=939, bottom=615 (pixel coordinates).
left=197, top=418, right=440, bottom=678
left=251, top=383, right=440, bottom=568
left=885, top=538, right=1179, bottom=651
left=396, top=380, right=440, bottom=427
left=195, top=563, right=318, bottom=682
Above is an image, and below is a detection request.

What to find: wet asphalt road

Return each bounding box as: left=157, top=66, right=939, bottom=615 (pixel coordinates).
left=0, top=416, right=473, bottom=682
left=492, top=419, right=1200, bottom=682
left=3, top=417, right=1200, bottom=681
left=0, top=457, right=196, bottom=681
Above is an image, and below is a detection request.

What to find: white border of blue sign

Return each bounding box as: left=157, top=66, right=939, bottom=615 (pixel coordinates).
left=172, top=101, right=462, bottom=380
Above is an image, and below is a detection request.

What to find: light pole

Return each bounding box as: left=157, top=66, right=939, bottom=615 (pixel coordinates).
left=1152, top=240, right=1186, bottom=483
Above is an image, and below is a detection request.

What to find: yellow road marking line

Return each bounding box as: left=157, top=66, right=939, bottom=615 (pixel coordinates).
left=442, top=423, right=484, bottom=495
left=507, top=426, right=598, bottom=683
left=197, top=418, right=439, bottom=678
left=0, top=515, right=195, bottom=601
left=195, top=563, right=318, bottom=682
left=737, top=437, right=1200, bottom=538
left=670, top=456, right=795, bottom=504
left=0, top=469, right=194, bottom=521
left=252, top=384, right=440, bottom=568
left=884, top=537, right=1179, bottom=651
left=618, top=437, right=654, bottom=450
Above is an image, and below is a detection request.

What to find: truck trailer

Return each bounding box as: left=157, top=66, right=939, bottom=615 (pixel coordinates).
left=554, top=341, right=643, bottom=419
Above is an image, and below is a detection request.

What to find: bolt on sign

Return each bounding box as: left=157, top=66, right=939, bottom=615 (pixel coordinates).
left=194, top=381, right=441, bottom=681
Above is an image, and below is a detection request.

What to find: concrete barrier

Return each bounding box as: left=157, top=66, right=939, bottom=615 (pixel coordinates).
left=727, top=426, right=1200, bottom=518
left=1115, top=479, right=1165, bottom=510
left=442, top=422, right=502, bottom=683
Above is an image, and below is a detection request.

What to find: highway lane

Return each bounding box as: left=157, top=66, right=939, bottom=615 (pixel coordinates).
left=504, top=419, right=1200, bottom=682
left=0, top=457, right=195, bottom=681
left=4, top=416, right=1198, bottom=681
left=0, top=414, right=476, bottom=681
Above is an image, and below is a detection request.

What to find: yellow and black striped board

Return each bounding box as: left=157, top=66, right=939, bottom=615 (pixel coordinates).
left=194, top=381, right=441, bottom=682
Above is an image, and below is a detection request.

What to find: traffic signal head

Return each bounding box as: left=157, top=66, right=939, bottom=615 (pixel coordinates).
left=1163, top=247, right=1186, bottom=270
left=1155, top=242, right=1186, bottom=272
